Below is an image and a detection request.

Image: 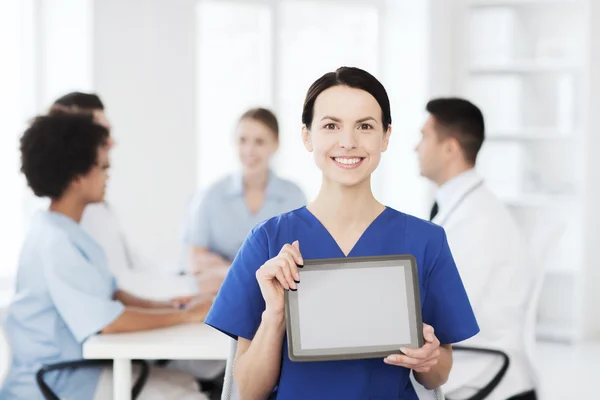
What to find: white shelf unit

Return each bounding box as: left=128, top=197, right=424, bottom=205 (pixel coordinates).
left=454, top=0, right=590, bottom=342
left=469, top=0, right=584, bottom=7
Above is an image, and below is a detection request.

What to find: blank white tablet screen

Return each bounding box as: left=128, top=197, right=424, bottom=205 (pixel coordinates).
left=297, top=265, right=411, bottom=350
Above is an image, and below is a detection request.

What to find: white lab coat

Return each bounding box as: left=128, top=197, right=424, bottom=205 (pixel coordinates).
left=80, top=203, right=197, bottom=299
left=432, top=170, right=537, bottom=400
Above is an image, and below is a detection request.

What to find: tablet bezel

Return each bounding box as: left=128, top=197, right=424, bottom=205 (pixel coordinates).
left=284, top=254, right=423, bottom=362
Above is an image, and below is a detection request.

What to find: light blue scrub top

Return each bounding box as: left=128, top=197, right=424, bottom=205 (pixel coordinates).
left=206, top=207, right=480, bottom=400
left=0, top=211, right=125, bottom=400
left=184, top=171, right=306, bottom=261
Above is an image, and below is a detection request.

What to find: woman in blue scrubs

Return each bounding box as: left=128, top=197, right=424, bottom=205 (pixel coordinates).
left=184, top=108, right=306, bottom=294
left=205, top=67, right=480, bottom=400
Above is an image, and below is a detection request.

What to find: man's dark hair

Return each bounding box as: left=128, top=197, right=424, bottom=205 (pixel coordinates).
left=20, top=113, right=109, bottom=199
left=426, top=97, right=485, bottom=165
left=302, top=66, right=392, bottom=131
left=52, top=92, right=104, bottom=110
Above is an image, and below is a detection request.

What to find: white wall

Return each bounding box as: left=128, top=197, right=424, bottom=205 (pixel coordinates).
left=581, top=0, right=600, bottom=340
left=428, top=0, right=459, bottom=97
left=39, top=0, right=94, bottom=107
left=93, top=0, right=198, bottom=269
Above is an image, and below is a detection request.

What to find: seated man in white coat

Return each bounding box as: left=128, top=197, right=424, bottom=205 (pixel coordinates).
left=49, top=92, right=193, bottom=295
left=414, top=98, right=537, bottom=400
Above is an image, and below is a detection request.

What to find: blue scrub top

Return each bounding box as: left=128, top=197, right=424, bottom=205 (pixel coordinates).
left=0, top=211, right=125, bottom=400
left=184, top=170, right=306, bottom=261
left=205, top=207, right=479, bottom=400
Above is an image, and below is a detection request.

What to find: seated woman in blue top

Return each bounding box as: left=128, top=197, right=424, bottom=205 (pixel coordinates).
left=184, top=108, right=306, bottom=295
left=0, top=113, right=211, bottom=400
left=204, top=66, right=480, bottom=400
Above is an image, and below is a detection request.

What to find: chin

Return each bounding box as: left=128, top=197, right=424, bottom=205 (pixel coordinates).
left=244, top=165, right=267, bottom=175
left=326, top=172, right=370, bottom=188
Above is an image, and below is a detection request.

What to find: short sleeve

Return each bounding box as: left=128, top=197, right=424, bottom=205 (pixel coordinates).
left=183, top=190, right=212, bottom=248
left=421, top=228, right=480, bottom=345
left=204, top=227, right=270, bottom=340
left=44, top=240, right=125, bottom=343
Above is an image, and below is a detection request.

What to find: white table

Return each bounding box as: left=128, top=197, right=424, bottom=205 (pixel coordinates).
left=83, top=323, right=230, bottom=400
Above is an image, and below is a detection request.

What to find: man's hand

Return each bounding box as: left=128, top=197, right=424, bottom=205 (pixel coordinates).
left=383, top=323, right=441, bottom=373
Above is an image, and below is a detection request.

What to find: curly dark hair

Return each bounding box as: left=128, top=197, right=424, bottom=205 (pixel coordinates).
left=20, top=112, right=109, bottom=199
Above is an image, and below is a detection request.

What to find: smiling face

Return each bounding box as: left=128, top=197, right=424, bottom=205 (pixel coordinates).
left=236, top=117, right=279, bottom=177
left=302, top=85, right=391, bottom=188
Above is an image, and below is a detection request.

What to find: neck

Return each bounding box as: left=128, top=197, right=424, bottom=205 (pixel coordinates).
left=243, top=169, right=269, bottom=191
left=309, top=176, right=384, bottom=227
left=49, top=195, right=86, bottom=223
left=435, top=162, right=473, bottom=187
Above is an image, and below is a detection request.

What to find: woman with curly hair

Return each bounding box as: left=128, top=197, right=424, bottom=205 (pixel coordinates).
left=0, top=112, right=211, bottom=399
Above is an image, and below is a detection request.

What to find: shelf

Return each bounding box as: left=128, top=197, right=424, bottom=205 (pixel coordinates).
left=470, top=0, right=585, bottom=7
left=487, top=128, right=573, bottom=141
left=468, top=61, right=582, bottom=74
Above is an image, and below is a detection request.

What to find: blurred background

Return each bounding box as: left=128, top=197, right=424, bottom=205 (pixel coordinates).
left=0, top=0, right=599, bottom=398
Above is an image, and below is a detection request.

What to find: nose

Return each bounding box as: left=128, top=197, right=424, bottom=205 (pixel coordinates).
left=338, top=128, right=358, bottom=149
left=414, top=140, right=422, bottom=153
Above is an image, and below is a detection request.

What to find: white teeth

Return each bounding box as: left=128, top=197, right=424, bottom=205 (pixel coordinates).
left=334, top=157, right=362, bottom=165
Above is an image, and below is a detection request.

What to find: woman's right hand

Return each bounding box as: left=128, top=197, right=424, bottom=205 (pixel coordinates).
left=255, top=240, right=303, bottom=315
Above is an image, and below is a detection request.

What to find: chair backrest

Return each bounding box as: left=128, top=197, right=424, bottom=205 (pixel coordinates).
left=411, top=372, right=446, bottom=400
left=221, top=337, right=238, bottom=400
left=222, top=339, right=444, bottom=400
left=521, top=217, right=565, bottom=395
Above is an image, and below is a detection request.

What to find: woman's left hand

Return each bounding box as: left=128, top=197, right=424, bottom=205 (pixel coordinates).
left=383, top=323, right=441, bottom=373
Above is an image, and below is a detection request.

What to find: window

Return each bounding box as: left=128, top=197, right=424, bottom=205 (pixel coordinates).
left=0, top=0, right=35, bottom=287
left=195, top=0, right=431, bottom=215
left=276, top=0, right=379, bottom=198
left=195, top=1, right=272, bottom=190
left=0, top=0, right=94, bottom=298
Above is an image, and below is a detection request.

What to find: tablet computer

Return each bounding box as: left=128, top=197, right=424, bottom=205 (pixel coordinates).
left=284, top=254, right=423, bottom=362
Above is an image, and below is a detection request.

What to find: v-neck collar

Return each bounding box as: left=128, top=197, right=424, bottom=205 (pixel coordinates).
left=300, top=206, right=391, bottom=257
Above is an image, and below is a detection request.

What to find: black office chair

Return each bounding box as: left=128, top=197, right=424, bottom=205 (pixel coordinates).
left=36, top=359, right=150, bottom=400
left=445, top=346, right=510, bottom=400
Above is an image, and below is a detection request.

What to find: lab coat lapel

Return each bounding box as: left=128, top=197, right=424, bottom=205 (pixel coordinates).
left=432, top=176, right=484, bottom=227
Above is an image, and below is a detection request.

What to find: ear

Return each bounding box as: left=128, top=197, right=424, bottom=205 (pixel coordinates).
left=67, top=176, right=82, bottom=193
left=302, top=125, right=313, bottom=152
left=381, top=125, right=392, bottom=153
left=446, top=137, right=461, bottom=156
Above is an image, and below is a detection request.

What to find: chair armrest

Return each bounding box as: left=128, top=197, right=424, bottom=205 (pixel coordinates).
left=446, top=346, right=510, bottom=400
left=36, top=359, right=149, bottom=400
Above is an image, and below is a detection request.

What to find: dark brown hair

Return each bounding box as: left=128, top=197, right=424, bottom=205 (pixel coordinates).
left=239, top=108, right=279, bottom=140
left=52, top=92, right=105, bottom=110
left=302, top=66, right=392, bottom=131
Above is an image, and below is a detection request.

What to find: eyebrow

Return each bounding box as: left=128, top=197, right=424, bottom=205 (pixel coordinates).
left=320, top=116, right=378, bottom=123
